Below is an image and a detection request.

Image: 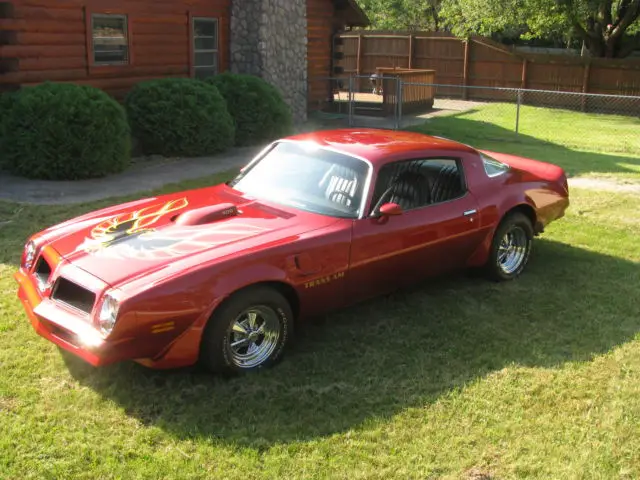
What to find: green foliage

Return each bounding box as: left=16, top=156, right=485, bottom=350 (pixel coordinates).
left=206, top=73, right=293, bottom=147
left=125, top=78, right=235, bottom=157
left=2, top=83, right=131, bottom=180
left=439, top=0, right=567, bottom=38
left=355, top=0, right=640, bottom=57
left=440, top=0, right=640, bottom=57
left=0, top=90, right=17, bottom=169
left=358, top=0, right=442, bottom=30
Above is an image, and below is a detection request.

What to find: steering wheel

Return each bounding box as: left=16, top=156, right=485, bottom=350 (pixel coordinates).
left=329, top=190, right=356, bottom=205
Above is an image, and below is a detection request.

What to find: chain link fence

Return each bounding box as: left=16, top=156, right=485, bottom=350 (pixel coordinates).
left=308, top=75, right=404, bottom=129
left=308, top=76, right=640, bottom=154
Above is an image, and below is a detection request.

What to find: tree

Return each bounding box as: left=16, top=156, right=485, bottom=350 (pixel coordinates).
left=357, top=0, right=442, bottom=31
left=439, top=0, right=640, bottom=58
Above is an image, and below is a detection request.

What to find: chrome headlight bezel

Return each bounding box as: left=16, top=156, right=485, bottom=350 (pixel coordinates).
left=23, top=241, right=37, bottom=270
left=98, top=292, right=121, bottom=337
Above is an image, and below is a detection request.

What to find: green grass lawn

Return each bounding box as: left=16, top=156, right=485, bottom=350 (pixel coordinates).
left=408, top=103, right=640, bottom=181
left=1, top=165, right=640, bottom=478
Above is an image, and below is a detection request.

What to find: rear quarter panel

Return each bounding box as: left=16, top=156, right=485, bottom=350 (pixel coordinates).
left=463, top=150, right=569, bottom=266
left=479, top=150, right=569, bottom=229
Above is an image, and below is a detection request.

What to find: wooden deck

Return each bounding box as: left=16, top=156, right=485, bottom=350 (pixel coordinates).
left=333, top=91, right=384, bottom=104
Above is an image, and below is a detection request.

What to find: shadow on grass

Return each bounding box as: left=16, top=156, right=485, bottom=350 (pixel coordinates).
left=405, top=113, right=640, bottom=178
left=62, top=238, right=640, bottom=448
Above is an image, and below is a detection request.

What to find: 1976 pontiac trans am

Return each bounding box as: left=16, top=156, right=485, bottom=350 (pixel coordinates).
left=15, top=129, right=569, bottom=374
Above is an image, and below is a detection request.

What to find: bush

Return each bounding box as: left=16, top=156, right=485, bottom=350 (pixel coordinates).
left=206, top=73, right=293, bottom=147
left=2, top=83, right=131, bottom=180
left=125, top=78, right=235, bottom=157
left=0, top=91, right=17, bottom=169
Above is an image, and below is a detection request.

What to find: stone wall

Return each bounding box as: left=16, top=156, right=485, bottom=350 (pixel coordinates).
left=230, top=0, right=308, bottom=123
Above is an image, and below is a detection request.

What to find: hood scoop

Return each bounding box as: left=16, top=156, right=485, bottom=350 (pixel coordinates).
left=174, top=203, right=239, bottom=226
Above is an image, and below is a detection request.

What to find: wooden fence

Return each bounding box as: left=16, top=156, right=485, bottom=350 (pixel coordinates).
left=334, top=32, right=640, bottom=100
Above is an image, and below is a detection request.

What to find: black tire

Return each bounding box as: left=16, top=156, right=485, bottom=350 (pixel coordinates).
left=485, top=212, right=534, bottom=282
left=200, top=287, right=292, bottom=374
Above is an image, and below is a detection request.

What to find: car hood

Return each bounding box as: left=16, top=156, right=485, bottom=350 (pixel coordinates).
left=45, top=185, right=338, bottom=286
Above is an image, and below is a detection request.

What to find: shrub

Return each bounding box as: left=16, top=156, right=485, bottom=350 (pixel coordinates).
left=125, top=78, right=235, bottom=157
left=0, top=91, right=17, bottom=169
left=206, top=73, right=293, bottom=147
left=2, top=83, right=131, bottom=180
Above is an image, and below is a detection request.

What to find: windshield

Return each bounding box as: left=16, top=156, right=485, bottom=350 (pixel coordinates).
left=228, top=142, right=370, bottom=218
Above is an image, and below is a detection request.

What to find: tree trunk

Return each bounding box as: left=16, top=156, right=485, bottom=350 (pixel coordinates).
left=573, top=0, right=640, bottom=58
left=580, top=26, right=630, bottom=58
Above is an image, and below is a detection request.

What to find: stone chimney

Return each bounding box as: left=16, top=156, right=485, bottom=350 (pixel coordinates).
left=230, top=0, right=308, bottom=123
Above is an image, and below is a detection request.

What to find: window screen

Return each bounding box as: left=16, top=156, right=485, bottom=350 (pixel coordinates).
left=193, top=18, right=219, bottom=79
left=92, top=14, right=129, bottom=65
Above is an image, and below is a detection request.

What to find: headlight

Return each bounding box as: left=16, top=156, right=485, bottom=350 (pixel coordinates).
left=23, top=241, right=37, bottom=270
left=98, top=292, right=120, bottom=336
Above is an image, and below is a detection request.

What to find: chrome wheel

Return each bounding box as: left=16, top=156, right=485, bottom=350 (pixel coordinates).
left=497, top=226, right=529, bottom=275
left=227, top=306, right=281, bottom=369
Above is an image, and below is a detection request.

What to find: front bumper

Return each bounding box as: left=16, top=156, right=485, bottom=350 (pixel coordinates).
left=15, top=268, right=138, bottom=367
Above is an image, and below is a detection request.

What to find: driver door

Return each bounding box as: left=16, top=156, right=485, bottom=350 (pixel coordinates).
left=347, top=157, right=484, bottom=303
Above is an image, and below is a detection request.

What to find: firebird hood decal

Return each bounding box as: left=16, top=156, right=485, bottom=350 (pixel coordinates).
left=79, top=222, right=270, bottom=260
left=75, top=197, right=268, bottom=261
left=44, top=186, right=341, bottom=287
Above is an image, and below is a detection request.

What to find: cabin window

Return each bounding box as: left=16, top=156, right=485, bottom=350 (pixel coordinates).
left=370, top=158, right=466, bottom=213
left=91, top=14, right=129, bottom=65
left=192, top=17, right=219, bottom=79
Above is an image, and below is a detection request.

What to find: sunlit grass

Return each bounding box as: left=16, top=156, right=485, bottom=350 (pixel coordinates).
left=409, top=103, right=640, bottom=181
left=2, top=164, right=640, bottom=478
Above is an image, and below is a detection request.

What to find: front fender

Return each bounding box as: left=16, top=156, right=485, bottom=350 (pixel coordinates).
left=210, top=262, right=291, bottom=302
left=133, top=261, right=295, bottom=369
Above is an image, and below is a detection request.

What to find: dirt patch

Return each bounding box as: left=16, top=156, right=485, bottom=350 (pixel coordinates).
left=465, top=467, right=494, bottom=479
left=568, top=177, right=640, bottom=194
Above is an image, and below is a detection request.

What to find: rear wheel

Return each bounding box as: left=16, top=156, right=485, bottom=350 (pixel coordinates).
left=200, top=287, right=292, bottom=374
left=485, top=212, right=533, bottom=281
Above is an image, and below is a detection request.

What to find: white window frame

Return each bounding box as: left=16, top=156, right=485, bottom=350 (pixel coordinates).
left=192, top=17, right=219, bottom=79
left=91, top=13, right=130, bottom=66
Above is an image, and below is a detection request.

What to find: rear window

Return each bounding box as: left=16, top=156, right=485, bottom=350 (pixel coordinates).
left=481, top=153, right=509, bottom=177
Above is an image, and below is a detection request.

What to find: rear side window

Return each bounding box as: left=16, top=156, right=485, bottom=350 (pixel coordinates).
left=481, top=153, right=509, bottom=177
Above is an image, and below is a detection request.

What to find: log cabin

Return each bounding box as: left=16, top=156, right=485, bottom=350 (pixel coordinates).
left=0, top=0, right=369, bottom=121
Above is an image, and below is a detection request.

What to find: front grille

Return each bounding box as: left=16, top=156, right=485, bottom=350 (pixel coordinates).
left=34, top=256, right=52, bottom=288
left=51, top=278, right=96, bottom=315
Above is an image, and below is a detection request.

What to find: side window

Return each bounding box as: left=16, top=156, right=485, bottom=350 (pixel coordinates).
left=481, top=153, right=509, bottom=177
left=371, top=158, right=466, bottom=213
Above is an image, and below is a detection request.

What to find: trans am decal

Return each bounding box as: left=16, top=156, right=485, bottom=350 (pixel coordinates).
left=78, top=198, right=268, bottom=260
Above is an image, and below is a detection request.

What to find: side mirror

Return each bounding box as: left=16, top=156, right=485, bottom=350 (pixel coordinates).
left=378, top=202, right=403, bottom=217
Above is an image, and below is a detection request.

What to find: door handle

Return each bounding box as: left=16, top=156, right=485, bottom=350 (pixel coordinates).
left=463, top=209, right=477, bottom=216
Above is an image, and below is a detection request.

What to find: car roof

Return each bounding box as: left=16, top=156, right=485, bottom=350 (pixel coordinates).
left=284, top=128, right=478, bottom=166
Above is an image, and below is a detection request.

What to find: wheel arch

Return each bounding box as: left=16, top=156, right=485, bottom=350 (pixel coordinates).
left=505, top=202, right=541, bottom=234
left=212, top=279, right=301, bottom=322
left=240, top=280, right=301, bottom=321
left=466, top=201, right=538, bottom=268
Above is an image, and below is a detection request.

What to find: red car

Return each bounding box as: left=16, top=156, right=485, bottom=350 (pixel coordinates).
left=15, top=129, right=569, bottom=374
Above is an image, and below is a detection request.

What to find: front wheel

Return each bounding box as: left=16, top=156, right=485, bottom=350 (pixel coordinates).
left=200, top=287, right=292, bottom=374
left=485, top=212, right=533, bottom=281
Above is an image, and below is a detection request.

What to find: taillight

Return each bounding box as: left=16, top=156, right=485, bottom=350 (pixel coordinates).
left=561, top=172, right=569, bottom=194
left=22, top=241, right=37, bottom=270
